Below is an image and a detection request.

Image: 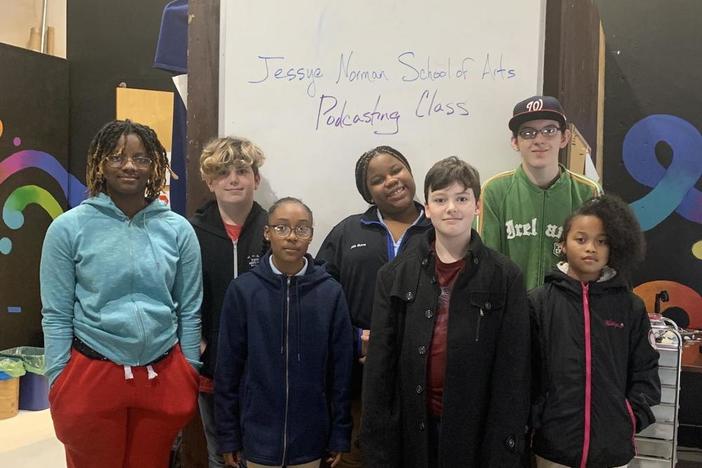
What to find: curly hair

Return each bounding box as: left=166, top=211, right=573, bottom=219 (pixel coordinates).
left=199, top=136, right=265, bottom=182
left=86, top=119, right=171, bottom=201
left=560, top=194, right=645, bottom=277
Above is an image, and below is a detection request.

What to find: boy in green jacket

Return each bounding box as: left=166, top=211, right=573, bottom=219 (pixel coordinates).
left=477, top=95, right=601, bottom=290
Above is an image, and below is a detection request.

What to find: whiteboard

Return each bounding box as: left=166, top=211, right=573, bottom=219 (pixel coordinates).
left=220, top=0, right=546, bottom=253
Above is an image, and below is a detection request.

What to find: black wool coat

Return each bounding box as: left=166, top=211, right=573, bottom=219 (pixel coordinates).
left=361, top=229, right=530, bottom=468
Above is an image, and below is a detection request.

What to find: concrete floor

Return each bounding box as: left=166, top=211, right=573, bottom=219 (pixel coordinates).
left=0, top=409, right=66, bottom=468
left=1, top=409, right=701, bottom=467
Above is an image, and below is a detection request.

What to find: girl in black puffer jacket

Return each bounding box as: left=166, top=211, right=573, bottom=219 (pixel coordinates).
left=529, top=195, right=661, bottom=468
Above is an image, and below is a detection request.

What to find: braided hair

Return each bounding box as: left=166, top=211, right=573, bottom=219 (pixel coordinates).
left=354, top=145, right=412, bottom=204
left=86, top=119, right=172, bottom=201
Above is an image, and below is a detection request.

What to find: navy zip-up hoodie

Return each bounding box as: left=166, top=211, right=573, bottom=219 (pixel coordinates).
left=215, top=252, right=353, bottom=466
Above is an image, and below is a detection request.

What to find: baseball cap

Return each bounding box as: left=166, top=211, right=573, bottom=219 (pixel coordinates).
left=508, top=95, right=567, bottom=132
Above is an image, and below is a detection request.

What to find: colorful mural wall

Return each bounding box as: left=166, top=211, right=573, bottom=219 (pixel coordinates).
left=599, top=1, right=701, bottom=331
left=623, top=114, right=702, bottom=329
left=0, top=43, right=80, bottom=349
left=1, top=0, right=176, bottom=349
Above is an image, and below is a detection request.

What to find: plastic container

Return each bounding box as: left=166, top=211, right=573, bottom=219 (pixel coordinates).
left=0, top=360, right=25, bottom=420
left=19, top=372, right=49, bottom=410
left=0, top=376, right=20, bottom=419
left=0, top=347, right=48, bottom=411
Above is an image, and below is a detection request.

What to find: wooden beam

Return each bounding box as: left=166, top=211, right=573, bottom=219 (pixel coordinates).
left=186, top=0, right=220, bottom=218
left=596, top=21, right=606, bottom=178
left=182, top=2, right=220, bottom=467
left=544, top=0, right=602, bottom=167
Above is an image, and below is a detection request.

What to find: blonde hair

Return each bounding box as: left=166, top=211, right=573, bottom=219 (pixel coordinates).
left=199, top=137, right=265, bottom=182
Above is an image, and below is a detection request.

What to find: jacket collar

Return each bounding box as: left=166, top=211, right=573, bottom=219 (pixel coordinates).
left=387, top=228, right=487, bottom=302
left=556, top=262, right=617, bottom=282
left=269, top=255, right=308, bottom=276
left=253, top=251, right=330, bottom=288
left=545, top=265, right=627, bottom=295
left=418, top=228, right=486, bottom=267
left=359, top=201, right=431, bottom=228
left=516, top=163, right=569, bottom=194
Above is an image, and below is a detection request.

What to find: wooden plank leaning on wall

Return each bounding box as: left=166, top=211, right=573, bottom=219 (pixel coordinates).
left=186, top=0, right=219, bottom=218
left=182, top=1, right=220, bottom=467
left=543, top=0, right=603, bottom=179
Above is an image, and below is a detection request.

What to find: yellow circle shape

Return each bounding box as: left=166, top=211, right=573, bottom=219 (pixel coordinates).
left=693, top=240, right=702, bottom=260
left=0, top=119, right=4, bottom=139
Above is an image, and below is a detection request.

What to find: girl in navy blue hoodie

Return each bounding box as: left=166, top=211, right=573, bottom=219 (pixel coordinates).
left=215, top=197, right=353, bottom=468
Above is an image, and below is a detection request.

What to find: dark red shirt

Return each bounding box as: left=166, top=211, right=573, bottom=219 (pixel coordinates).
left=427, top=253, right=465, bottom=416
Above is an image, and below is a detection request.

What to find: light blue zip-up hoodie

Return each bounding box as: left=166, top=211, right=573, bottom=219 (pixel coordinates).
left=40, top=193, right=203, bottom=385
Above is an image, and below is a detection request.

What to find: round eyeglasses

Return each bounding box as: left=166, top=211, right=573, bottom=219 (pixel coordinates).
left=268, top=224, right=313, bottom=239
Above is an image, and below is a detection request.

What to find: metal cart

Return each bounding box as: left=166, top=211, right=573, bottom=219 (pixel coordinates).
left=630, top=317, right=683, bottom=468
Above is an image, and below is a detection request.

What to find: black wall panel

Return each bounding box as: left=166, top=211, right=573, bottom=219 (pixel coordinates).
left=67, top=0, right=174, bottom=183
left=0, top=44, right=69, bottom=348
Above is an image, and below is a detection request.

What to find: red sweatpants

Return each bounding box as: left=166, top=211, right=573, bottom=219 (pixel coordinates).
left=48, top=345, right=199, bottom=468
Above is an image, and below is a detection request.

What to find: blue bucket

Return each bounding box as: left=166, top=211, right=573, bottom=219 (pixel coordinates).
left=19, top=372, right=49, bottom=411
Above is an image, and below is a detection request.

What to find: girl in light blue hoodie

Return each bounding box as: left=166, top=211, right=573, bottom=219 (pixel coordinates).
left=40, top=120, right=203, bottom=468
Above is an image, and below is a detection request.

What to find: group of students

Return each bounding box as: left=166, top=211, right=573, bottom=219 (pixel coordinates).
left=39, top=94, right=661, bottom=468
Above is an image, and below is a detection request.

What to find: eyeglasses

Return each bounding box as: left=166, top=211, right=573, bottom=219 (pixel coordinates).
left=517, top=125, right=561, bottom=140
left=105, top=154, right=153, bottom=168
left=268, top=224, right=313, bottom=239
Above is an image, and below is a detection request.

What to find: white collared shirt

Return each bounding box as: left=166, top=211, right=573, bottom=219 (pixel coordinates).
left=269, top=255, right=308, bottom=276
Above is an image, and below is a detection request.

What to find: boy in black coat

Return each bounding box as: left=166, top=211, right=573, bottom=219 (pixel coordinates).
left=362, top=157, right=530, bottom=468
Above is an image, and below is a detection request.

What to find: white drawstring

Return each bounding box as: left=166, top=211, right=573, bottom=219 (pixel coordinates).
left=123, top=364, right=159, bottom=380
left=146, top=365, right=158, bottom=380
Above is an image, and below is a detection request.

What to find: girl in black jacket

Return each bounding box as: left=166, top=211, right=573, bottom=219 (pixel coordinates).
left=529, top=195, right=661, bottom=467
left=317, top=146, right=431, bottom=467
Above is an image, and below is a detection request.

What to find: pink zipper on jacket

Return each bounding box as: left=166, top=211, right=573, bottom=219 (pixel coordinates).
left=579, top=282, right=592, bottom=468
left=625, top=399, right=638, bottom=455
